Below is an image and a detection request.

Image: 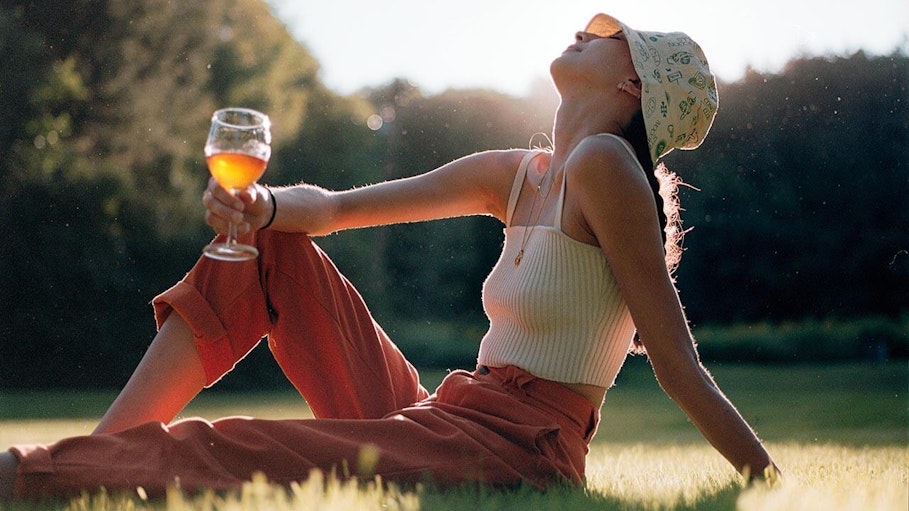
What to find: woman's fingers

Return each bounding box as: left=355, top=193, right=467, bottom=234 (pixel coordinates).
left=202, top=179, right=267, bottom=235
left=203, top=179, right=243, bottom=233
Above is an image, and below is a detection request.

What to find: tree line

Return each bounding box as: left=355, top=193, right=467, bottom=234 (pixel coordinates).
left=0, top=0, right=905, bottom=388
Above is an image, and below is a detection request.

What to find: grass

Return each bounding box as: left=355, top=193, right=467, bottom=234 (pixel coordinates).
left=598, top=358, right=908, bottom=445
left=1, top=361, right=906, bottom=510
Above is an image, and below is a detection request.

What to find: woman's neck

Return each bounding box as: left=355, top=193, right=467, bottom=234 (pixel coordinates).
left=549, top=92, right=635, bottom=168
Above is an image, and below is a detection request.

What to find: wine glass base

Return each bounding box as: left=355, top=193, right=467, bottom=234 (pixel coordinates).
left=203, top=242, right=259, bottom=261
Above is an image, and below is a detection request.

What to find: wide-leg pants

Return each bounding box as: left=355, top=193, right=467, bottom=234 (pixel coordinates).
left=9, top=231, right=599, bottom=500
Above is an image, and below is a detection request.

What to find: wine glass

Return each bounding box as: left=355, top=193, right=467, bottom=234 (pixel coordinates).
left=202, top=107, right=271, bottom=261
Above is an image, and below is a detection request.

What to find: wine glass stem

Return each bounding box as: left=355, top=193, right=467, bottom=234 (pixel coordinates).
left=227, top=221, right=239, bottom=246
left=226, top=187, right=241, bottom=246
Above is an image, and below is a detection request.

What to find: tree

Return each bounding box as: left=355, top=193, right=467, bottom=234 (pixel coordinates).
left=2, top=0, right=904, bottom=388
left=0, top=0, right=325, bottom=388
left=671, top=51, right=908, bottom=324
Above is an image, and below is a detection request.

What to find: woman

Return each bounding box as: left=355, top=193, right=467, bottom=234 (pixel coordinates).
left=1, top=13, right=779, bottom=500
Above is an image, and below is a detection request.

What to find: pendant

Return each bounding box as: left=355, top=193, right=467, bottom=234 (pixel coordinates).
left=514, top=250, right=524, bottom=266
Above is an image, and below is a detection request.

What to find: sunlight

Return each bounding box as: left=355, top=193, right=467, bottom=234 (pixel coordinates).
left=267, top=0, right=909, bottom=96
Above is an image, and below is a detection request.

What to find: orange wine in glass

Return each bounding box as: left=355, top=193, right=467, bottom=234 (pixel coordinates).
left=203, top=107, right=271, bottom=261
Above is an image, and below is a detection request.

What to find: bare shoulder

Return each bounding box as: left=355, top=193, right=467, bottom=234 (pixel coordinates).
left=564, top=134, right=657, bottom=244
left=463, top=148, right=535, bottom=179
left=458, top=148, right=541, bottom=220
left=565, top=134, right=646, bottom=188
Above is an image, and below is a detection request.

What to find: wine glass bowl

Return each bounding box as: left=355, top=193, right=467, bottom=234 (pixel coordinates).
left=203, top=107, right=271, bottom=261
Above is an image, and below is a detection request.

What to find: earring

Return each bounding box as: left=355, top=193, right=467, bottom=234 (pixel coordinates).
left=618, top=80, right=642, bottom=99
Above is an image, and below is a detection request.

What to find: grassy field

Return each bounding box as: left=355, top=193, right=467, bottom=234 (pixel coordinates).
left=1, top=360, right=906, bottom=510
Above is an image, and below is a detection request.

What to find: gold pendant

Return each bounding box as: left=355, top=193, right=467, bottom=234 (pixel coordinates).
left=514, top=250, right=524, bottom=266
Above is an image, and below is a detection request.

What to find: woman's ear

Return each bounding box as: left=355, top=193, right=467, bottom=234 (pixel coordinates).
left=617, top=79, right=642, bottom=100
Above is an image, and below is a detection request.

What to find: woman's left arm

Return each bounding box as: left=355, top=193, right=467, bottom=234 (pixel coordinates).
left=572, top=137, right=779, bottom=482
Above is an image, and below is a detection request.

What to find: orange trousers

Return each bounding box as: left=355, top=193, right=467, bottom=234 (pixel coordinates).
left=10, top=231, right=599, bottom=500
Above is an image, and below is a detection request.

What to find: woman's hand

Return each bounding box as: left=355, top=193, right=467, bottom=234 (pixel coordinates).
left=202, top=178, right=274, bottom=236
left=747, top=461, right=783, bottom=487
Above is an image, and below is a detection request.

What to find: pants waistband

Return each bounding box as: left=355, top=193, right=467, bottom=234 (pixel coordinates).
left=475, top=365, right=599, bottom=443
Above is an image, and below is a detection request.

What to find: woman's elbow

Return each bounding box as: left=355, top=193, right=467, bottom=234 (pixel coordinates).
left=648, top=348, right=712, bottom=400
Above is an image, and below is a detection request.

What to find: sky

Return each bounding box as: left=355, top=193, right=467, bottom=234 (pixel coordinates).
left=267, top=0, right=908, bottom=97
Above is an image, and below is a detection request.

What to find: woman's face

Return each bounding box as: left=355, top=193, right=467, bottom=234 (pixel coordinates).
left=550, top=31, right=637, bottom=92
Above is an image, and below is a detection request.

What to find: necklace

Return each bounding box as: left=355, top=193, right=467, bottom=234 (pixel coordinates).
left=514, top=166, right=557, bottom=266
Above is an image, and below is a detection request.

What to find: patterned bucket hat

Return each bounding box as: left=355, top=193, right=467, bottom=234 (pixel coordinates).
left=585, top=13, right=719, bottom=163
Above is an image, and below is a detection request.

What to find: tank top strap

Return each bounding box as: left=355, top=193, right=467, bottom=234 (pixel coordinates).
left=505, top=150, right=541, bottom=226
left=553, top=168, right=568, bottom=231
left=553, top=134, right=643, bottom=231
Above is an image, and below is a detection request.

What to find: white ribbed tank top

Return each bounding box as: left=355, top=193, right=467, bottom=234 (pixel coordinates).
left=477, top=137, right=638, bottom=388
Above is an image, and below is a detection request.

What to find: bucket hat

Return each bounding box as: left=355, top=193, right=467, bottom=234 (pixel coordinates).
left=585, top=13, right=719, bottom=163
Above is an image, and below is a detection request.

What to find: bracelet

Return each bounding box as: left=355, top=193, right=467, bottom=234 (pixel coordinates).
left=262, top=187, right=277, bottom=230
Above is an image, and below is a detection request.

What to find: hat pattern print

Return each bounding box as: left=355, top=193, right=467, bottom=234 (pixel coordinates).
left=586, top=14, right=719, bottom=163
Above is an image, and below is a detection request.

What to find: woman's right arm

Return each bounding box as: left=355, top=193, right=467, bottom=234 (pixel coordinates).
left=204, top=149, right=525, bottom=237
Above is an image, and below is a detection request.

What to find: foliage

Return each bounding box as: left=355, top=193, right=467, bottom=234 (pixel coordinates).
left=0, top=0, right=315, bottom=388
left=227, top=315, right=905, bottom=379
left=0, top=0, right=906, bottom=389
left=671, top=51, right=908, bottom=324
left=358, top=81, right=555, bottom=319
left=694, top=315, right=909, bottom=362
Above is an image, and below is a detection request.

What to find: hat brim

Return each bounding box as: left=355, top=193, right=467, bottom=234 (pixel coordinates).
left=584, top=13, right=624, bottom=39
